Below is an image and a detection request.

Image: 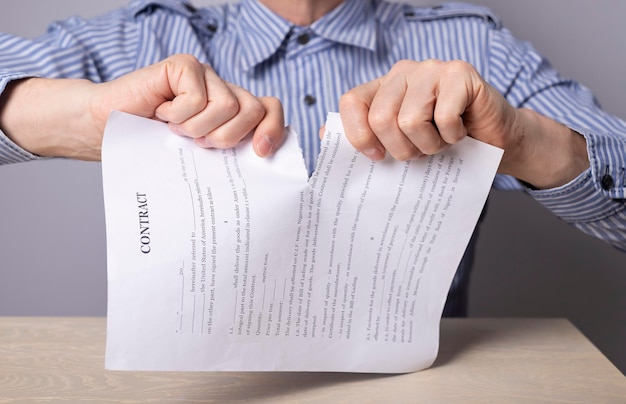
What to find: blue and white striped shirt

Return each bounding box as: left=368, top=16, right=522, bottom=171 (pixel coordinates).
left=1, top=0, right=625, bottom=251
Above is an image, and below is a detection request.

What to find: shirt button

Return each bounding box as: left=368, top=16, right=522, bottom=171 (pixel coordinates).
left=297, top=33, right=310, bottom=45
left=601, top=174, right=614, bottom=190
left=304, top=94, right=316, bottom=106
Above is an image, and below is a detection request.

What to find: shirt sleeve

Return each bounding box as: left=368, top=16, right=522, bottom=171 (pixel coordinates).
left=487, top=26, right=626, bottom=252
left=0, top=71, right=43, bottom=164
left=0, top=5, right=144, bottom=166
left=0, top=125, right=42, bottom=164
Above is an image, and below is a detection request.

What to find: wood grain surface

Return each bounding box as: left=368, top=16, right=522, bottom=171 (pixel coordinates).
left=0, top=317, right=624, bottom=403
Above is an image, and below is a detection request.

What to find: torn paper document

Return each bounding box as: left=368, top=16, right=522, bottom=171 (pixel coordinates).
left=101, top=111, right=502, bottom=373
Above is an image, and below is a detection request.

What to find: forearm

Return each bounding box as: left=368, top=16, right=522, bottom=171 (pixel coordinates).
left=0, top=78, right=102, bottom=160
left=499, top=107, right=590, bottom=190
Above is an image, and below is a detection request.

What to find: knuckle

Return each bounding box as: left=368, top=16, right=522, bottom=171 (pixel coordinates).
left=367, top=109, right=392, bottom=133
left=443, top=60, right=473, bottom=76
left=214, top=97, right=240, bottom=117
left=241, top=98, right=265, bottom=122
left=434, top=113, right=465, bottom=144
left=390, top=59, right=417, bottom=73
left=390, top=59, right=409, bottom=71
left=165, top=53, right=198, bottom=68
left=261, top=95, right=281, bottom=107
left=420, top=58, right=442, bottom=71
left=397, top=115, right=423, bottom=135
left=186, top=93, right=207, bottom=111
left=433, top=112, right=457, bottom=130
left=259, top=95, right=282, bottom=113
left=176, top=53, right=198, bottom=64
left=339, top=91, right=359, bottom=111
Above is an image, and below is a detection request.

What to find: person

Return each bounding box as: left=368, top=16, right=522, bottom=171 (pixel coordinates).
left=0, top=0, right=625, bottom=317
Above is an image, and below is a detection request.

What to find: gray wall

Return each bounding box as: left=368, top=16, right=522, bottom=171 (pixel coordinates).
left=1, top=0, right=625, bottom=375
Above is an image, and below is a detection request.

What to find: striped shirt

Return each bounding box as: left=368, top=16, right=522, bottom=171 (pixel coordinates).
left=1, top=0, right=625, bottom=253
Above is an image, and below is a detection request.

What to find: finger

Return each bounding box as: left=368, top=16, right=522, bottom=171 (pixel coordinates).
left=395, top=64, right=448, bottom=155
left=159, top=64, right=240, bottom=135
left=318, top=124, right=326, bottom=140
left=193, top=82, right=265, bottom=149
left=368, top=71, right=421, bottom=160
left=252, top=96, right=285, bottom=157
left=398, top=94, right=449, bottom=155
left=431, top=62, right=472, bottom=146
left=339, top=79, right=386, bottom=160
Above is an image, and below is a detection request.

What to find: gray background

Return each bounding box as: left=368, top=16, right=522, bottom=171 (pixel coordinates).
left=1, top=0, right=625, bottom=375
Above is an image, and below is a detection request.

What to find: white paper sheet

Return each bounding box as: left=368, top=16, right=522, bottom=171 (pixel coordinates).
left=102, top=111, right=502, bottom=373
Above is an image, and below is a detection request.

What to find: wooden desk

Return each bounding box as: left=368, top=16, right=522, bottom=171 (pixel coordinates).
left=0, top=317, right=624, bottom=403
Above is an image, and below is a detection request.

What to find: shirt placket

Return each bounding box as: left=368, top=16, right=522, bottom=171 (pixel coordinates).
left=285, top=27, right=331, bottom=174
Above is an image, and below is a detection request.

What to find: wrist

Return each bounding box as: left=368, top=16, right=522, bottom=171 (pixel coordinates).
left=499, top=108, right=590, bottom=189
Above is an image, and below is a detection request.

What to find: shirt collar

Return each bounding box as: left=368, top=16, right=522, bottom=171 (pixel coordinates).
left=238, top=0, right=377, bottom=71
left=130, top=0, right=196, bottom=18
left=312, top=0, right=377, bottom=51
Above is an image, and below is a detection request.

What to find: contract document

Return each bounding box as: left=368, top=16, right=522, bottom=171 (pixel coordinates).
left=102, top=111, right=502, bottom=373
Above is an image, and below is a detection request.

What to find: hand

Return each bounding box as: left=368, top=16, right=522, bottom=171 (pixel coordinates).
left=339, top=59, right=515, bottom=161
left=338, top=59, right=589, bottom=188
left=92, top=54, right=284, bottom=158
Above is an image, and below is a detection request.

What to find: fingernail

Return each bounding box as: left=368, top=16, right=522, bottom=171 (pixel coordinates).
left=256, top=135, right=274, bottom=157
left=363, top=147, right=384, bottom=160
left=195, top=136, right=215, bottom=149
